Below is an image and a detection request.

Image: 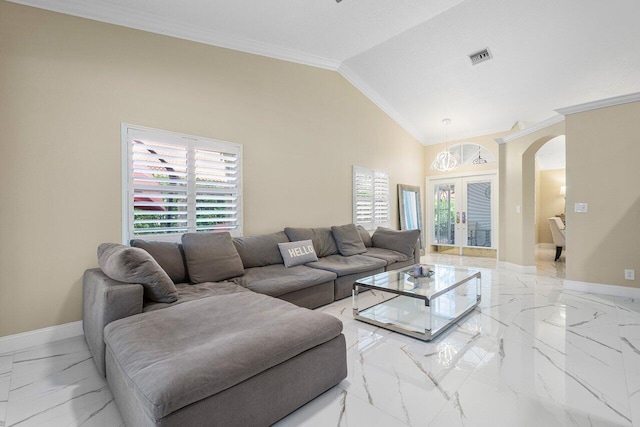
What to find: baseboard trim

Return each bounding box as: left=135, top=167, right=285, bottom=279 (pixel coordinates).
left=498, top=261, right=537, bottom=274
left=0, top=321, right=83, bottom=354
left=536, top=243, right=556, bottom=250
left=563, top=280, right=640, bottom=298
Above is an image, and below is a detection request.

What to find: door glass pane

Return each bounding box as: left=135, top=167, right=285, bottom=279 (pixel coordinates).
left=434, top=184, right=455, bottom=245
left=466, top=181, right=492, bottom=247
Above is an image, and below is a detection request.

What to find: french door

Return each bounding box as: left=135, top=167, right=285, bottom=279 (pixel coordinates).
left=428, top=173, right=497, bottom=252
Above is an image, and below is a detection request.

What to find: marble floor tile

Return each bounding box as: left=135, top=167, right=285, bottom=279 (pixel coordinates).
left=274, top=385, right=408, bottom=427
left=1, top=250, right=639, bottom=426
left=0, top=354, right=12, bottom=427
left=4, top=336, right=123, bottom=427
left=627, top=373, right=640, bottom=426
left=472, top=325, right=631, bottom=425
left=616, top=297, right=640, bottom=317
left=429, top=372, right=628, bottom=427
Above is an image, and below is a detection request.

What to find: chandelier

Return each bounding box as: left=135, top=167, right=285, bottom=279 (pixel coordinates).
left=431, top=118, right=459, bottom=172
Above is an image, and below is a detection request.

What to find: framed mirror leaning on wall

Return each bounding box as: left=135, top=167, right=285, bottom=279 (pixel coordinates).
left=398, top=184, right=424, bottom=249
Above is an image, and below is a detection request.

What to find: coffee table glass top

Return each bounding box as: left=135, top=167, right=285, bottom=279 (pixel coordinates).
left=355, top=265, right=481, bottom=300
left=353, top=264, right=481, bottom=341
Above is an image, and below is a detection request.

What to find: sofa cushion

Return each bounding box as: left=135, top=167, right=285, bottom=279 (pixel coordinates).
left=305, top=254, right=386, bottom=277
left=371, top=227, right=420, bottom=257
left=233, top=231, right=289, bottom=268
left=181, top=232, right=244, bottom=283
left=143, top=281, right=250, bottom=312
left=278, top=240, right=318, bottom=267
left=363, top=247, right=410, bottom=266
left=284, top=227, right=338, bottom=257
left=130, top=239, right=188, bottom=284
left=331, top=224, right=367, bottom=256
left=104, top=292, right=343, bottom=420
left=98, top=243, right=178, bottom=303
left=357, top=225, right=373, bottom=248
left=234, top=264, right=336, bottom=297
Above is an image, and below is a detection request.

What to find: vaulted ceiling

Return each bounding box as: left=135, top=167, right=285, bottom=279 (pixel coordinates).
left=12, top=0, right=640, bottom=144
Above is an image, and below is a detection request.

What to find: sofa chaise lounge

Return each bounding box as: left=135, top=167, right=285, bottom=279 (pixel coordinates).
left=83, top=224, right=420, bottom=426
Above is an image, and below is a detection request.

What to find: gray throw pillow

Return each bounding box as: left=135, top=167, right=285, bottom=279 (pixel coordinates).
left=130, top=239, right=188, bottom=283
left=283, top=227, right=338, bottom=257
left=357, top=225, right=373, bottom=247
left=371, top=227, right=420, bottom=257
left=331, top=224, right=367, bottom=256
left=98, top=243, right=178, bottom=303
left=278, top=240, right=318, bottom=268
left=233, top=232, right=289, bottom=268
left=181, top=232, right=245, bottom=283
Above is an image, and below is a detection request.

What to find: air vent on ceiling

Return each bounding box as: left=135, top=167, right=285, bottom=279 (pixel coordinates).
left=469, top=48, right=492, bottom=66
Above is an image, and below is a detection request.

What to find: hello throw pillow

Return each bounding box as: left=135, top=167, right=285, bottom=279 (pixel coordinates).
left=278, top=239, right=318, bottom=268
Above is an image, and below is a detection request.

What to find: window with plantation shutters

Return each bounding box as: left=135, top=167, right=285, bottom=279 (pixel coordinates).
left=122, top=125, right=242, bottom=242
left=353, top=166, right=390, bottom=230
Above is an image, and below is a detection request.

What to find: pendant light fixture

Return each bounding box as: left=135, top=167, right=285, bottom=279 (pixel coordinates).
left=472, top=146, right=488, bottom=165
left=431, top=118, right=459, bottom=172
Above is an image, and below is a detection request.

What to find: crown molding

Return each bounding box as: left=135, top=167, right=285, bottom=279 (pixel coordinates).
left=495, top=115, right=564, bottom=144
left=555, top=92, right=640, bottom=116
left=338, top=63, right=425, bottom=144
left=7, top=0, right=341, bottom=71
left=423, top=124, right=513, bottom=146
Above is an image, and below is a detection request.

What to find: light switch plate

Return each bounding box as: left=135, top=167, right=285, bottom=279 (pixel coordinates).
left=574, top=203, right=588, bottom=213
left=625, top=269, right=635, bottom=280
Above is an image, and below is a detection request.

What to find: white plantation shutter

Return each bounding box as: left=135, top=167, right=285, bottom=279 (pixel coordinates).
left=374, top=171, right=390, bottom=226
left=194, top=147, right=240, bottom=232
left=130, top=138, right=189, bottom=235
left=353, top=166, right=390, bottom=230
left=124, top=125, right=242, bottom=242
left=353, top=167, right=374, bottom=229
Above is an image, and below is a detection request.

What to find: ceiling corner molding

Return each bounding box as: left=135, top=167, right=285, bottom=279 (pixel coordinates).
left=555, top=92, right=640, bottom=116
left=6, top=0, right=341, bottom=71
left=495, top=115, right=564, bottom=144
left=337, top=63, right=425, bottom=144
left=423, top=124, right=514, bottom=146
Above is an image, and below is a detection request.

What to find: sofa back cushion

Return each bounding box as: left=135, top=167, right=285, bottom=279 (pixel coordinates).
left=357, top=225, right=373, bottom=248
left=181, top=232, right=245, bottom=283
left=130, top=239, right=188, bottom=283
left=284, top=227, right=338, bottom=258
left=98, top=243, right=178, bottom=303
left=371, top=227, right=420, bottom=257
left=278, top=240, right=319, bottom=267
left=233, top=231, right=289, bottom=268
left=331, top=224, right=367, bottom=256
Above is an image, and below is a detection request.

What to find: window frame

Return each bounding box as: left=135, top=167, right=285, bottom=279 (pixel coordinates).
left=352, top=165, right=390, bottom=231
left=121, top=123, right=243, bottom=243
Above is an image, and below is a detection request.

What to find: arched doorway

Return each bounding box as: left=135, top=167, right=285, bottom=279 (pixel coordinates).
left=517, top=132, right=565, bottom=271
left=533, top=136, right=566, bottom=272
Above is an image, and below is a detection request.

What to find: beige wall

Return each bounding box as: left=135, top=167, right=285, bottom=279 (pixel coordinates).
left=536, top=169, right=566, bottom=244
left=500, top=101, right=640, bottom=289
left=0, top=3, right=424, bottom=337
left=565, top=102, right=640, bottom=287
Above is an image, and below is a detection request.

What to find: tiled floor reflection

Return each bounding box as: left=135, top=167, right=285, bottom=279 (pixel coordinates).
left=2, top=249, right=638, bottom=426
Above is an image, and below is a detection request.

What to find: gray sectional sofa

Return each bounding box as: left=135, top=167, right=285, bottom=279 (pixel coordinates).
left=83, top=224, right=419, bottom=426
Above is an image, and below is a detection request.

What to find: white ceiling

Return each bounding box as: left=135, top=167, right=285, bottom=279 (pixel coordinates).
left=13, top=0, right=640, bottom=145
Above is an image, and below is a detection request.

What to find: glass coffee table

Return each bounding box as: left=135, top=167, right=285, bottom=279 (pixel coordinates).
left=352, top=265, right=481, bottom=341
